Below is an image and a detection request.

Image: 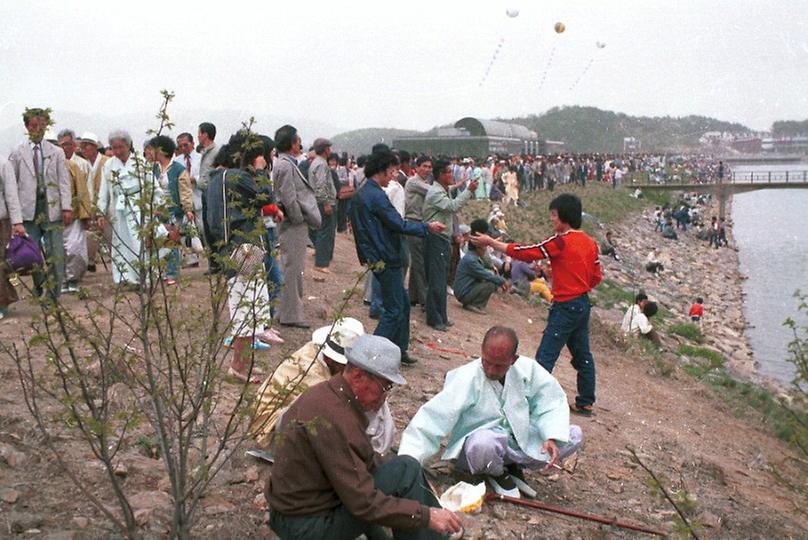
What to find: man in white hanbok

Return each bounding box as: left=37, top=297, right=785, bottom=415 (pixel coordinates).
left=399, top=326, right=582, bottom=498
left=97, top=130, right=163, bottom=287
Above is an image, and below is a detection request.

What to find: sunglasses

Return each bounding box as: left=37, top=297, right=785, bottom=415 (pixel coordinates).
left=372, top=374, right=394, bottom=393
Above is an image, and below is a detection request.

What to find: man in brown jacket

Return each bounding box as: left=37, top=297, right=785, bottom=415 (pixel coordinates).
left=266, top=334, right=462, bottom=539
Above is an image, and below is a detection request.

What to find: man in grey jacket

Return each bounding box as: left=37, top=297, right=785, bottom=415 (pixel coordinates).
left=273, top=125, right=321, bottom=328
left=8, top=108, right=73, bottom=299
left=308, top=137, right=336, bottom=276
left=1, top=155, right=23, bottom=318
left=403, top=156, right=432, bottom=308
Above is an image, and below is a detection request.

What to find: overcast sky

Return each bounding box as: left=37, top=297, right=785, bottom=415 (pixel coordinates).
left=1, top=0, right=806, bottom=136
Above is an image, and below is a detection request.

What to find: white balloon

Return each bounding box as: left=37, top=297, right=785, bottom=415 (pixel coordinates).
left=506, top=8, right=520, bottom=18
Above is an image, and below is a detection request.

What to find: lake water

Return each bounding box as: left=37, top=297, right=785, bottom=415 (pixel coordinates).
left=731, top=164, right=808, bottom=385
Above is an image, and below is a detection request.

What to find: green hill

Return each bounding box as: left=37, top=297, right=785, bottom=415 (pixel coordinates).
left=505, top=106, right=750, bottom=153
left=771, top=119, right=808, bottom=137
left=330, top=127, right=420, bottom=156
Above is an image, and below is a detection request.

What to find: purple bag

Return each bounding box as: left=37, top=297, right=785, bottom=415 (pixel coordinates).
left=6, top=235, right=44, bottom=275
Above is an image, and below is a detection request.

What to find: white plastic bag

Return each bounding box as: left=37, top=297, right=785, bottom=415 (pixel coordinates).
left=63, top=220, right=88, bottom=282
left=439, top=481, right=486, bottom=514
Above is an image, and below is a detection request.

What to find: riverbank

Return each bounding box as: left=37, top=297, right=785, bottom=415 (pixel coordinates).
left=597, top=195, right=772, bottom=385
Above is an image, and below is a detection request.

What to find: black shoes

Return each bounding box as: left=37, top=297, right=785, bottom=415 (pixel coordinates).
left=401, top=352, right=418, bottom=365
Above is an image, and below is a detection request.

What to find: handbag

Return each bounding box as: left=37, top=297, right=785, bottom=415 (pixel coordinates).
left=6, top=235, right=45, bottom=275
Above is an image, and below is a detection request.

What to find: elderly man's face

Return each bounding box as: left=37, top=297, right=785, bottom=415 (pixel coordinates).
left=110, top=138, right=130, bottom=162
left=58, top=136, right=76, bottom=159
left=80, top=141, right=99, bottom=162
left=481, top=337, right=518, bottom=381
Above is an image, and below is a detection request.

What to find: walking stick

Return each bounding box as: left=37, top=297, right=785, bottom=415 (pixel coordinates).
left=485, top=493, right=666, bottom=537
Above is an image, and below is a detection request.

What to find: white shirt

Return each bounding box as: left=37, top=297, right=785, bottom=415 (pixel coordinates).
left=621, top=304, right=653, bottom=334
left=172, top=151, right=201, bottom=181
left=383, top=179, right=405, bottom=217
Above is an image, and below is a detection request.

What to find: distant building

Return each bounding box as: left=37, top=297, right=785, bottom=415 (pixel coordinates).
left=393, top=117, right=547, bottom=158
left=623, top=137, right=641, bottom=153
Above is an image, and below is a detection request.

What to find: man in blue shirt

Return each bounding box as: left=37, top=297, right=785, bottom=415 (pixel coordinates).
left=351, top=149, right=444, bottom=364
left=453, top=233, right=506, bottom=315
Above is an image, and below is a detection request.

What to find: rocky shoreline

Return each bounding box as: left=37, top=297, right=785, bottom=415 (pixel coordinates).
left=594, top=194, right=788, bottom=393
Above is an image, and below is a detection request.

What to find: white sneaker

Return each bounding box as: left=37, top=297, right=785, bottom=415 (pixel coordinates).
left=486, top=474, right=520, bottom=499
left=447, top=286, right=454, bottom=296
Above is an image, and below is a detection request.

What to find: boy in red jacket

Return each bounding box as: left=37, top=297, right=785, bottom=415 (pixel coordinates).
left=471, top=193, right=602, bottom=415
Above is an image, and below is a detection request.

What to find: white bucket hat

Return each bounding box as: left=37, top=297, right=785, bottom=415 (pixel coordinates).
left=311, top=317, right=365, bottom=365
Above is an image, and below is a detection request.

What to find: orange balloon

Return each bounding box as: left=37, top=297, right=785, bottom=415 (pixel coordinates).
left=554, top=22, right=565, bottom=33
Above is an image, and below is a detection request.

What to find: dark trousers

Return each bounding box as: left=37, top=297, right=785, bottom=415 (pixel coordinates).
left=371, top=242, right=408, bottom=318
left=269, top=456, right=442, bottom=540
left=336, top=198, right=351, bottom=232
left=456, top=281, right=497, bottom=309
left=24, top=217, right=64, bottom=300
left=314, top=203, right=336, bottom=268
left=201, top=191, right=219, bottom=273
left=374, top=266, right=411, bottom=353
left=536, top=294, right=596, bottom=408
left=406, top=233, right=427, bottom=306
left=264, top=227, right=283, bottom=316
left=424, top=234, right=450, bottom=328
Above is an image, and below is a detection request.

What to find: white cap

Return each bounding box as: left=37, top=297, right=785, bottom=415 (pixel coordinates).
left=311, top=317, right=365, bottom=365
left=79, top=132, right=102, bottom=147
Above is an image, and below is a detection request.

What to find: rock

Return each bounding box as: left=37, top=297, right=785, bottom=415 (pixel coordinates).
left=7, top=512, right=44, bottom=534
left=253, top=493, right=268, bottom=511
left=157, top=476, right=172, bottom=492
left=0, top=487, right=20, bottom=503
left=113, top=462, right=128, bottom=477
left=71, top=517, right=89, bottom=529
left=203, top=499, right=237, bottom=516
left=129, top=490, right=172, bottom=512
left=0, top=442, right=27, bottom=468
left=245, top=465, right=260, bottom=483
left=134, top=508, right=152, bottom=526
left=700, top=510, right=723, bottom=529
left=43, top=532, right=81, bottom=540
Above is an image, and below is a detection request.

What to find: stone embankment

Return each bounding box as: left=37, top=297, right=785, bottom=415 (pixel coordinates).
left=595, top=197, right=771, bottom=386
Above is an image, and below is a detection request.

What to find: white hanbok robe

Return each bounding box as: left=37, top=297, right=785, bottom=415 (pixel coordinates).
left=97, top=155, right=164, bottom=285
left=398, top=356, right=571, bottom=464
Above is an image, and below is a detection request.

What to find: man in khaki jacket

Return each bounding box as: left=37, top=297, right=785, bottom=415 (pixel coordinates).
left=79, top=132, right=109, bottom=272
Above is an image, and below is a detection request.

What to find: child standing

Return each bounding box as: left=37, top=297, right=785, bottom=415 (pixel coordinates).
left=689, top=297, right=704, bottom=322
left=471, top=193, right=602, bottom=415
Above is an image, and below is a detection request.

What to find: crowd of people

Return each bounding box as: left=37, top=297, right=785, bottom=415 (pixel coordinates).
left=0, top=107, right=731, bottom=539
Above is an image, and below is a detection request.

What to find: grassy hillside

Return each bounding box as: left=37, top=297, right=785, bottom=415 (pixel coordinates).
left=506, top=106, right=750, bottom=153
left=459, top=183, right=650, bottom=243
left=330, top=127, right=419, bottom=156
left=771, top=119, right=808, bottom=137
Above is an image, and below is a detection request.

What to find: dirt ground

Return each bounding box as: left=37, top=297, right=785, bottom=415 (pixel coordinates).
left=1, top=224, right=806, bottom=539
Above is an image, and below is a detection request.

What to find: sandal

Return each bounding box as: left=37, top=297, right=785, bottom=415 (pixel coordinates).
left=571, top=404, right=594, bottom=417
left=227, top=367, right=262, bottom=384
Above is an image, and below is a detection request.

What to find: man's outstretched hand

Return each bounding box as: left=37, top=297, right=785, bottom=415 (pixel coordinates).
left=428, top=507, right=463, bottom=537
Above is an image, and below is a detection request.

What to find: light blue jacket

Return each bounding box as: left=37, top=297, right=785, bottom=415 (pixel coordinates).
left=398, top=356, right=570, bottom=464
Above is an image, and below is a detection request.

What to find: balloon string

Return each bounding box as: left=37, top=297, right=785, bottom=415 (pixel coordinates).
left=537, top=44, right=557, bottom=92
left=479, top=37, right=506, bottom=87
left=569, top=57, right=595, bottom=91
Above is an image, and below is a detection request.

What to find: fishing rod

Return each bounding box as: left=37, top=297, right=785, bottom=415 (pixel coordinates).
left=485, top=493, right=666, bottom=537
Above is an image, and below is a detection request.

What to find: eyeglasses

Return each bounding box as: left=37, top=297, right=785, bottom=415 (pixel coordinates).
left=372, top=374, right=394, bottom=393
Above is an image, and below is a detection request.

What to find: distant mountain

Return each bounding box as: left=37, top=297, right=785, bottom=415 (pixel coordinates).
left=330, top=128, right=420, bottom=156
left=771, top=119, right=808, bottom=137
left=504, top=106, right=751, bottom=153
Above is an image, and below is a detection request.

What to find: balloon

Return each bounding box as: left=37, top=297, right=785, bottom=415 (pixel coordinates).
left=554, top=22, right=565, bottom=33
left=596, top=41, right=606, bottom=49
left=506, top=8, right=520, bottom=18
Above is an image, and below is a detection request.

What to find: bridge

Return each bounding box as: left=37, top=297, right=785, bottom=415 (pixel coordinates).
left=634, top=169, right=808, bottom=218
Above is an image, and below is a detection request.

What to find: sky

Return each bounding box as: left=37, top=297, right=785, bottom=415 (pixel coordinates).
left=1, top=0, right=807, bottom=138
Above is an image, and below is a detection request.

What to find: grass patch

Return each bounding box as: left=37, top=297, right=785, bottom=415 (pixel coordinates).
left=678, top=345, right=725, bottom=370
left=669, top=323, right=704, bottom=343
left=591, top=278, right=636, bottom=309
left=642, top=189, right=672, bottom=208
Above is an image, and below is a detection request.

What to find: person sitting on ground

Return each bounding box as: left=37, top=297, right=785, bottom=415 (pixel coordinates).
left=599, top=230, right=620, bottom=261
left=398, top=326, right=582, bottom=499
left=688, top=297, right=704, bottom=322
left=645, top=247, right=664, bottom=274
left=622, top=300, right=662, bottom=347
left=661, top=218, right=678, bottom=240
left=510, top=259, right=553, bottom=302
left=621, top=292, right=648, bottom=333
left=250, top=318, right=393, bottom=459
left=453, top=228, right=507, bottom=315
left=266, top=334, right=463, bottom=540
